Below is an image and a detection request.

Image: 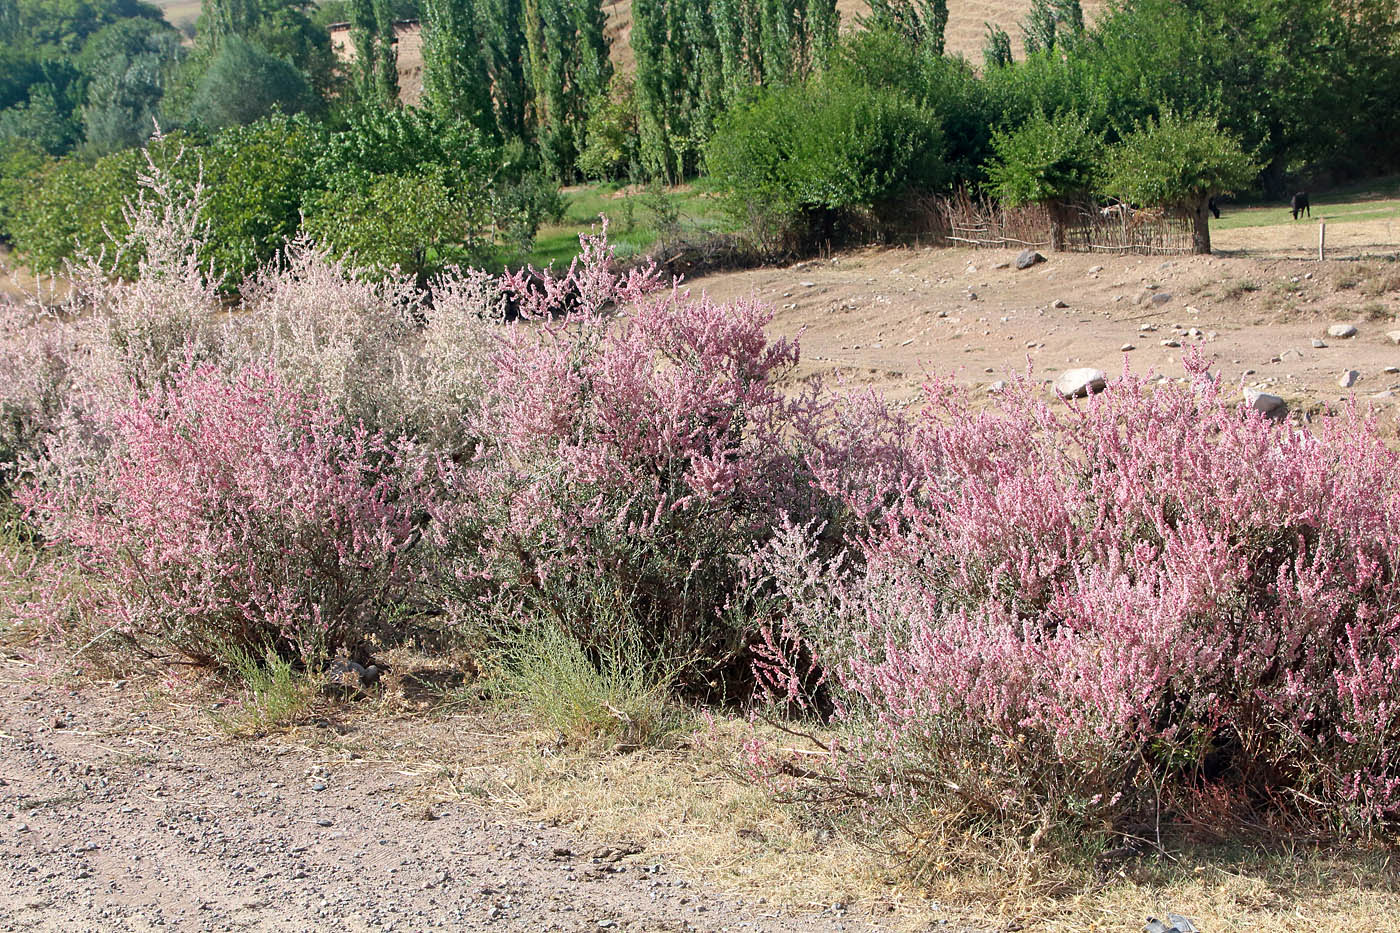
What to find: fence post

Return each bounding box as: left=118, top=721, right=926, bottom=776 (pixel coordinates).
left=1319, top=219, right=1326, bottom=261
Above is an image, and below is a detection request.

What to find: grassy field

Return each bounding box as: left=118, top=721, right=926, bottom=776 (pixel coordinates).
left=1214, top=176, right=1400, bottom=231
left=525, top=180, right=736, bottom=268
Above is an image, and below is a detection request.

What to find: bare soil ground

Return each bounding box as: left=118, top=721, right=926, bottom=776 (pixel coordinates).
left=688, top=219, right=1400, bottom=410
left=0, top=658, right=958, bottom=932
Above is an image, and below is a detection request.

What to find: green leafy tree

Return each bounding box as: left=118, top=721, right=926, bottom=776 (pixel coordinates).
left=1100, top=109, right=1257, bottom=254
left=477, top=0, right=529, bottom=138
left=0, top=137, right=46, bottom=241
left=303, top=169, right=490, bottom=283
left=0, top=80, right=82, bottom=154
left=863, top=0, right=947, bottom=55
left=984, top=108, right=1101, bottom=250
left=707, top=76, right=946, bottom=249
left=346, top=0, right=399, bottom=105
left=188, top=35, right=318, bottom=130
left=577, top=74, right=639, bottom=180
left=983, top=22, right=1011, bottom=67
left=76, top=18, right=182, bottom=155
left=15, top=0, right=164, bottom=51
left=420, top=0, right=494, bottom=133
left=200, top=113, right=327, bottom=279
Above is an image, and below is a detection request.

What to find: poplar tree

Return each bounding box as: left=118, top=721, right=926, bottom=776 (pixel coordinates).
left=421, top=0, right=494, bottom=134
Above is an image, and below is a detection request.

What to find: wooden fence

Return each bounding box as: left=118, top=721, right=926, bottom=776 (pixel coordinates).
left=912, top=190, right=1195, bottom=255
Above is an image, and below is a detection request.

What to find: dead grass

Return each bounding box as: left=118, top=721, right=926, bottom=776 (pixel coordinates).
left=324, top=700, right=1400, bottom=933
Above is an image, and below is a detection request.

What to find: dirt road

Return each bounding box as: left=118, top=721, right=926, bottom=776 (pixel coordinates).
left=0, top=664, right=911, bottom=932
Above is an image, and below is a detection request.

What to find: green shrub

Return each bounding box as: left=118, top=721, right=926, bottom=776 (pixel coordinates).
left=200, top=114, right=327, bottom=281
left=304, top=169, right=490, bottom=283
left=706, top=77, right=946, bottom=250
left=188, top=36, right=318, bottom=131
left=983, top=108, right=1101, bottom=249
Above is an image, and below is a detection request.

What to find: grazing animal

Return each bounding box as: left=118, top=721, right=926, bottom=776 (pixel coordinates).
left=1208, top=196, right=1221, bottom=219
left=1100, top=201, right=1132, bottom=221
left=1291, top=191, right=1310, bottom=220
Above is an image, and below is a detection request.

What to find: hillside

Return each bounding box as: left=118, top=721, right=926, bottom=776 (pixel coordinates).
left=156, top=0, right=1108, bottom=78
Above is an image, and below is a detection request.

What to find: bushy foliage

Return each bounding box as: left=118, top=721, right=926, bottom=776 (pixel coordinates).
left=1100, top=109, right=1258, bottom=252
left=187, top=35, right=318, bottom=130
left=19, top=363, right=428, bottom=663
left=432, top=229, right=816, bottom=682
left=707, top=76, right=945, bottom=250
left=756, top=360, right=1400, bottom=838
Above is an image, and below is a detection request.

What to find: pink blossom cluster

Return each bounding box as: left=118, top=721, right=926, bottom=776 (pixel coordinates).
left=19, top=365, right=428, bottom=663
left=432, top=273, right=815, bottom=675
left=759, top=357, right=1400, bottom=827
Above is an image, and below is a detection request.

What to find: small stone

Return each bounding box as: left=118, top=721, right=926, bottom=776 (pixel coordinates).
left=1149, top=292, right=1172, bottom=306
left=988, top=380, right=1007, bottom=393
left=1339, top=370, right=1361, bottom=388
left=1054, top=368, right=1106, bottom=398
left=800, top=281, right=816, bottom=287
left=311, top=783, right=326, bottom=792
left=315, top=819, right=333, bottom=828
left=1244, top=389, right=1286, bottom=416
left=1312, top=339, right=1327, bottom=348
left=1185, top=305, right=1202, bottom=315
left=1121, top=343, right=1136, bottom=352
left=1386, top=330, right=1400, bottom=345
left=1050, top=298, right=1069, bottom=309
left=1087, top=265, right=1103, bottom=274
left=1328, top=323, right=1358, bottom=338
left=1161, top=339, right=1181, bottom=348
left=1015, top=249, right=1046, bottom=270
left=1385, top=366, right=1400, bottom=374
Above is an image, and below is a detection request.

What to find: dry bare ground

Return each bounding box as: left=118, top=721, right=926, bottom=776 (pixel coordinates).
left=690, top=218, right=1400, bottom=411
left=1, top=657, right=973, bottom=932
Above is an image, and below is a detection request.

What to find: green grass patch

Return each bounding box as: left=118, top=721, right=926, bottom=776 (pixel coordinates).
left=490, top=622, right=682, bottom=751
left=1213, top=176, right=1400, bottom=231
left=213, top=646, right=319, bottom=737
left=525, top=180, right=736, bottom=268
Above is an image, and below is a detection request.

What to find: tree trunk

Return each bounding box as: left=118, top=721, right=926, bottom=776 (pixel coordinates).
left=1048, top=201, right=1067, bottom=251
left=1190, top=198, right=1211, bottom=255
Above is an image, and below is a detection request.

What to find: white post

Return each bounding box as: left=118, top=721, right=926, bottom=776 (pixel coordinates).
left=1319, top=219, right=1326, bottom=261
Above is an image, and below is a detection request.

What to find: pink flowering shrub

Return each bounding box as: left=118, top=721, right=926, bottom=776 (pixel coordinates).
left=435, top=255, right=820, bottom=680
left=19, top=364, right=429, bottom=663
left=757, top=358, right=1400, bottom=834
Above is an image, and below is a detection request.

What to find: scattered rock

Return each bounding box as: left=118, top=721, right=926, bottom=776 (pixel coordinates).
left=1161, top=339, right=1181, bottom=348
left=1388, top=330, right=1400, bottom=345
left=1054, top=368, right=1106, bottom=398
left=992, top=261, right=1011, bottom=270
left=1184, top=305, right=1202, bottom=315
left=1149, top=292, right=1172, bottom=307
left=1087, top=265, right=1103, bottom=275
left=1121, top=343, right=1136, bottom=351
left=1014, top=249, right=1045, bottom=270
left=1328, top=323, right=1358, bottom=338
left=988, top=380, right=1007, bottom=393
left=1244, top=389, right=1286, bottom=416
left=1050, top=298, right=1069, bottom=309
left=1339, top=370, right=1361, bottom=388
left=1312, top=338, right=1327, bottom=348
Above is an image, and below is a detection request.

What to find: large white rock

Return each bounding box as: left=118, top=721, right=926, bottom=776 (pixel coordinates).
left=1055, top=368, right=1106, bottom=398
left=1328, top=323, right=1358, bottom=338
left=1244, top=388, right=1286, bottom=415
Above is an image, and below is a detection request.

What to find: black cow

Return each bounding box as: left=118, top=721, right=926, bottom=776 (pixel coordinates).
left=1208, top=196, right=1221, bottom=219
left=1291, top=191, right=1310, bottom=220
